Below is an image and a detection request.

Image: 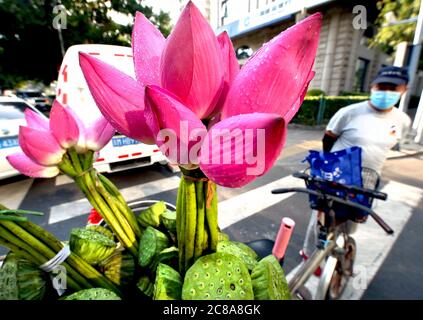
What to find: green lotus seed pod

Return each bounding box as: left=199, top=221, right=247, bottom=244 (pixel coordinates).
left=63, top=288, right=121, bottom=300
left=160, top=210, right=177, bottom=233
left=150, top=246, right=178, bottom=271
left=153, top=263, right=182, bottom=300
left=137, top=276, right=154, bottom=297
left=69, top=228, right=116, bottom=265
left=0, top=253, right=47, bottom=300
left=182, top=252, right=254, bottom=300
left=86, top=225, right=115, bottom=240
left=138, top=227, right=169, bottom=267
left=217, top=241, right=258, bottom=271
left=251, top=255, right=291, bottom=300
left=98, top=248, right=135, bottom=287
left=137, top=201, right=167, bottom=228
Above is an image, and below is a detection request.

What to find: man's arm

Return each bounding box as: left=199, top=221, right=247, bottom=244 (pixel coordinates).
left=322, top=130, right=338, bottom=152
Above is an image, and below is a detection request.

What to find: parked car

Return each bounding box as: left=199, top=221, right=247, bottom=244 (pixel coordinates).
left=15, top=89, right=51, bottom=116
left=0, top=96, right=47, bottom=180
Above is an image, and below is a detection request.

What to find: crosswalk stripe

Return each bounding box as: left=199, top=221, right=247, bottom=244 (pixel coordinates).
left=0, top=178, right=33, bottom=209
left=286, top=180, right=423, bottom=300
left=48, top=175, right=181, bottom=224
left=218, top=175, right=305, bottom=229
left=55, top=174, right=74, bottom=186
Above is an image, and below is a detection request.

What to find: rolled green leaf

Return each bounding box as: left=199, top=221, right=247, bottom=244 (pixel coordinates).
left=98, top=248, right=135, bottom=287
left=0, top=252, right=47, bottom=300
left=137, top=201, right=167, bottom=228
left=153, top=263, right=182, bottom=300
left=194, top=181, right=205, bottom=260
left=251, top=255, right=291, bottom=300
left=69, top=228, right=116, bottom=265
left=138, top=227, right=169, bottom=268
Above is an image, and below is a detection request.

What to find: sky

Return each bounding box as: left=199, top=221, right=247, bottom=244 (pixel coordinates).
left=142, top=0, right=184, bottom=24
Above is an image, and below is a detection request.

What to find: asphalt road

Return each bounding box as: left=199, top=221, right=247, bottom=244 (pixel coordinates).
left=1, top=127, right=422, bottom=299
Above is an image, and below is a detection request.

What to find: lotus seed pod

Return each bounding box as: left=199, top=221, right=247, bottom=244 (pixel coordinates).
left=0, top=253, right=47, bottom=300
left=217, top=241, right=258, bottom=271
left=137, top=201, right=167, bottom=228
left=160, top=210, right=177, bottom=233
left=182, top=252, right=254, bottom=300
left=251, top=255, right=291, bottom=300
left=69, top=228, right=116, bottom=265
left=63, top=288, right=121, bottom=300
left=150, top=246, right=179, bottom=271
left=138, top=227, right=169, bottom=267
left=153, top=263, right=182, bottom=300
left=137, top=275, right=155, bottom=297
left=86, top=225, right=115, bottom=241
left=98, top=248, right=135, bottom=287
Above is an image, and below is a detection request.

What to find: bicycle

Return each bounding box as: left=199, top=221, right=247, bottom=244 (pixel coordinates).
left=247, top=167, right=394, bottom=300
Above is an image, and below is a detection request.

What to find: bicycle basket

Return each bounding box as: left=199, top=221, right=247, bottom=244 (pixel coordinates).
left=304, top=167, right=380, bottom=222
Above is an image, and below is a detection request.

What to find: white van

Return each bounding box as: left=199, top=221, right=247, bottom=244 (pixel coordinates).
left=56, top=44, right=167, bottom=173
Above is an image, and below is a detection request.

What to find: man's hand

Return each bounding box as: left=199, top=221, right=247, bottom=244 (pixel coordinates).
left=322, top=130, right=338, bottom=152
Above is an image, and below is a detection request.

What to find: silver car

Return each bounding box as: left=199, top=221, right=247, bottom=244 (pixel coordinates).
left=0, top=96, right=47, bottom=180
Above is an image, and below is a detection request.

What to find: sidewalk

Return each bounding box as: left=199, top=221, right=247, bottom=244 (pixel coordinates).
left=387, top=141, right=423, bottom=159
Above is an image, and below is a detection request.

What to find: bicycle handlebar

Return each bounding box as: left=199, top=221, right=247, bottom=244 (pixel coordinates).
left=271, top=187, right=394, bottom=235
left=292, top=172, right=388, bottom=201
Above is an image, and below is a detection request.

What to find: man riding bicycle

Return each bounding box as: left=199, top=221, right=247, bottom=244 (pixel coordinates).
left=301, top=66, right=412, bottom=272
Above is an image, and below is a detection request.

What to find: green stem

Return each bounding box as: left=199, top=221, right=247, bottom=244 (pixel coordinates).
left=184, top=179, right=197, bottom=270
left=98, top=174, right=142, bottom=238
left=194, top=181, right=205, bottom=260
left=0, top=238, right=83, bottom=292
left=177, top=177, right=186, bottom=274
left=205, top=181, right=218, bottom=251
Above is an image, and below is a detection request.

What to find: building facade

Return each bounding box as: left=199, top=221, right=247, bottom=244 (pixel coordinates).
left=213, top=0, right=390, bottom=96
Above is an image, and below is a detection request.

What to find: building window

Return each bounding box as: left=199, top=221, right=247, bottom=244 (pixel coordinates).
left=221, top=0, right=228, bottom=26
left=353, top=58, right=370, bottom=92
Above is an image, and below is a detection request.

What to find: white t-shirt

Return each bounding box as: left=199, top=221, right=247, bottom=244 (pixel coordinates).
left=327, top=101, right=411, bottom=173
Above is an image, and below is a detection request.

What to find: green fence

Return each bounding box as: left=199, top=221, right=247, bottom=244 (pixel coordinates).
left=292, top=95, right=369, bottom=126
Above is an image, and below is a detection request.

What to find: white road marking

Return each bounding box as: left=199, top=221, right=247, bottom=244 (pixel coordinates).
left=55, top=174, right=74, bottom=186
left=48, top=175, right=180, bottom=224
left=0, top=178, right=33, bottom=209
left=218, top=175, right=305, bottom=229
left=286, top=180, right=423, bottom=300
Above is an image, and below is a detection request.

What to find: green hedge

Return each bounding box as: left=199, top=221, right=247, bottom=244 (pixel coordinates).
left=291, top=95, right=369, bottom=126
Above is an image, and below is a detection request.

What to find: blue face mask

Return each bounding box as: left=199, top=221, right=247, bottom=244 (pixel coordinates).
left=370, top=90, right=401, bottom=110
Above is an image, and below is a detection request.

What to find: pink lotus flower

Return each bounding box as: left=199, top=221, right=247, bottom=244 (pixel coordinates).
left=7, top=101, right=115, bottom=178
left=80, top=1, right=322, bottom=188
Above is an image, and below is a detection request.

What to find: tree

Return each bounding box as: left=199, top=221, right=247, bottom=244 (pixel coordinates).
left=371, top=0, right=420, bottom=54
left=0, top=0, right=172, bottom=89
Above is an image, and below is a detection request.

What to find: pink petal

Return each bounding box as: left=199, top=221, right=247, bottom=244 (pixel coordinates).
left=160, top=1, right=224, bottom=120
left=144, top=85, right=207, bottom=164
left=85, top=117, right=116, bottom=151
left=24, top=109, right=49, bottom=131
left=199, top=113, right=286, bottom=188
left=7, top=153, right=59, bottom=178
left=132, top=11, right=165, bottom=86
left=284, top=71, right=315, bottom=123
left=221, top=13, right=322, bottom=121
left=19, top=126, right=65, bottom=166
left=213, top=31, right=240, bottom=117
left=79, top=52, right=155, bottom=144
left=49, top=100, right=80, bottom=148
left=217, top=31, right=239, bottom=85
